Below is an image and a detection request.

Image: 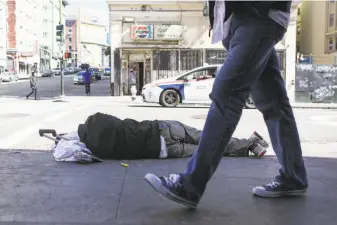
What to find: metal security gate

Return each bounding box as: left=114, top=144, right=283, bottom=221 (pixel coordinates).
left=205, top=49, right=227, bottom=65
left=152, top=49, right=203, bottom=80
left=153, top=50, right=179, bottom=79
left=179, top=49, right=203, bottom=71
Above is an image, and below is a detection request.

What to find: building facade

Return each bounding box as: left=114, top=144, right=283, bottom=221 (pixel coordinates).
left=77, top=8, right=108, bottom=67
left=6, top=0, right=65, bottom=75
left=0, top=0, right=7, bottom=73
left=65, top=16, right=78, bottom=67
left=107, top=1, right=299, bottom=100
left=297, top=0, right=337, bottom=64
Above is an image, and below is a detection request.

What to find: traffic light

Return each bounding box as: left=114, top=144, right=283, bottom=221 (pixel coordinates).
left=56, top=24, right=64, bottom=42
left=64, top=52, right=72, bottom=59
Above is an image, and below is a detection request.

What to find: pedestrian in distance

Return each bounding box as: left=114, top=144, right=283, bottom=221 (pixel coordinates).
left=145, top=1, right=308, bottom=209
left=83, top=68, right=92, bottom=96
left=129, top=69, right=137, bottom=101
left=26, top=71, right=37, bottom=100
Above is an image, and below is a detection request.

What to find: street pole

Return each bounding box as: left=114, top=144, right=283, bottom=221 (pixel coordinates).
left=59, top=0, right=64, bottom=96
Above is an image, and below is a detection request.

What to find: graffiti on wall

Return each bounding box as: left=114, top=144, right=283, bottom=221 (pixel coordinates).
left=295, top=64, right=337, bottom=103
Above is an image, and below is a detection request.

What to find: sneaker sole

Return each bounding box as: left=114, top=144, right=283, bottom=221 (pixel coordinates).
left=253, top=187, right=307, bottom=198
left=144, top=173, right=197, bottom=209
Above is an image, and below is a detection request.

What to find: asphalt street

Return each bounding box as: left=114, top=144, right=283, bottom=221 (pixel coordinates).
left=0, top=75, right=112, bottom=99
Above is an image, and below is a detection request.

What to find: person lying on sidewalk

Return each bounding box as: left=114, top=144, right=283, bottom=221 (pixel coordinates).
left=52, top=112, right=269, bottom=162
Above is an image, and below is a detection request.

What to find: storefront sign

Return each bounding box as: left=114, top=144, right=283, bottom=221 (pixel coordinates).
left=131, top=25, right=153, bottom=40
left=154, top=25, right=183, bottom=40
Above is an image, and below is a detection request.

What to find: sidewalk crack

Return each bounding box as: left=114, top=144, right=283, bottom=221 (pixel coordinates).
left=115, top=163, right=128, bottom=220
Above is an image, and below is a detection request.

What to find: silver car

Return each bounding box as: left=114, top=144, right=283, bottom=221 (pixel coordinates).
left=0, top=72, right=18, bottom=82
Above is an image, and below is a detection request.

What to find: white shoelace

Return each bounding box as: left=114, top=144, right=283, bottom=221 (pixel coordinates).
left=164, top=174, right=181, bottom=187
left=266, top=181, right=281, bottom=188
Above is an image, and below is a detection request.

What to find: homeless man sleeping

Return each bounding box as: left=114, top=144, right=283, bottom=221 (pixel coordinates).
left=52, top=112, right=269, bottom=162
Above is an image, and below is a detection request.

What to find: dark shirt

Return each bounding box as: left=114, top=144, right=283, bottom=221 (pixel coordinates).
left=83, top=71, right=91, bottom=84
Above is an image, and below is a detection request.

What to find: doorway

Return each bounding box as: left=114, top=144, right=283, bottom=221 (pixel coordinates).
left=129, top=61, right=145, bottom=95
left=138, top=62, right=144, bottom=94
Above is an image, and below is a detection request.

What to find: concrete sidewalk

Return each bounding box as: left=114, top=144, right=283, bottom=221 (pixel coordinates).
left=0, top=150, right=336, bottom=225
left=52, top=96, right=337, bottom=109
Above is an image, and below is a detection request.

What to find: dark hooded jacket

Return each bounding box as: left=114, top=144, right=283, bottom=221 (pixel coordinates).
left=78, top=113, right=161, bottom=159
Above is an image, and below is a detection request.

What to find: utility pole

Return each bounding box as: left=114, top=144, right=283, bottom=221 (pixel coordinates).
left=55, top=0, right=69, bottom=97
left=59, top=0, right=64, bottom=96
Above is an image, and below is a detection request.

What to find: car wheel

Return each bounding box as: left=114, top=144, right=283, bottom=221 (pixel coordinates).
left=160, top=89, right=180, bottom=107
left=245, top=95, right=256, bottom=109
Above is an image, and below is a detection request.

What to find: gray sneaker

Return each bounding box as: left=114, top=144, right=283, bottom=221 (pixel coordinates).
left=253, top=181, right=307, bottom=198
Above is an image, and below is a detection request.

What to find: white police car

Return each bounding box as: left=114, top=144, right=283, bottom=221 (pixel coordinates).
left=142, top=64, right=255, bottom=108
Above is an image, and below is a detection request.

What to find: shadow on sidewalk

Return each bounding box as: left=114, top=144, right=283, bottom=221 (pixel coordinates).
left=0, top=149, right=336, bottom=225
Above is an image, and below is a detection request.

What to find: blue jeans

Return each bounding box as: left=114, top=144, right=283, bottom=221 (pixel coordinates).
left=182, top=12, right=308, bottom=196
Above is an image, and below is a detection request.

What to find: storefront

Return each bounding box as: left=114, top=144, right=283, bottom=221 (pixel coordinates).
left=108, top=2, right=298, bottom=100
left=115, top=22, right=224, bottom=95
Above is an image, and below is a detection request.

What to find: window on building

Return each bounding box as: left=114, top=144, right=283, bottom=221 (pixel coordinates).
left=330, top=0, right=335, bottom=3
left=68, top=46, right=72, bottom=51
left=43, top=32, right=47, bottom=38
left=68, top=37, right=72, bottom=42
left=329, top=14, right=335, bottom=27
left=68, top=29, right=72, bottom=33
left=297, top=8, right=300, bottom=16
left=335, top=37, right=337, bottom=50
left=328, top=37, right=334, bottom=51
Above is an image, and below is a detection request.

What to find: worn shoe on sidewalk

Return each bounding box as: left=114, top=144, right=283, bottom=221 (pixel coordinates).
left=248, top=131, right=269, bottom=157
left=250, top=142, right=267, bottom=157
left=253, top=181, right=307, bottom=198
left=144, top=173, right=199, bottom=209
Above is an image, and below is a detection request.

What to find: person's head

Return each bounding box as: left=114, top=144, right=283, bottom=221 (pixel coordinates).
left=130, top=69, right=133, bottom=72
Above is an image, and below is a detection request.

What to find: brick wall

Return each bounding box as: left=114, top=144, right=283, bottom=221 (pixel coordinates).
left=7, top=0, right=16, bottom=49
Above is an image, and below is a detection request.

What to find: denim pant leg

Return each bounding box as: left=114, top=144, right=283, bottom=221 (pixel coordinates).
left=182, top=14, right=286, bottom=196
left=251, top=50, right=308, bottom=188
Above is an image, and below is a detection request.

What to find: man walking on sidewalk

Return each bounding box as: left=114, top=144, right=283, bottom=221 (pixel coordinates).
left=145, top=1, right=308, bottom=208
left=26, top=71, right=37, bottom=100
left=83, top=68, right=92, bottom=96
